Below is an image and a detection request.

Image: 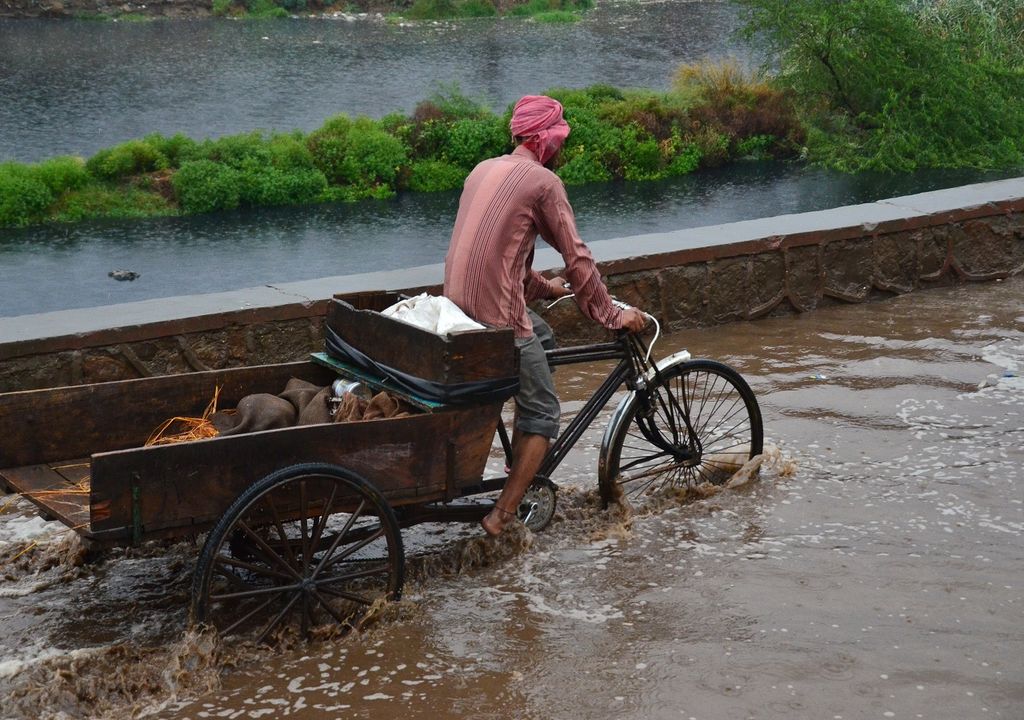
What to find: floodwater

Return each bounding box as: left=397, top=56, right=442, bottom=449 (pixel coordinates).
left=1, top=276, right=1021, bottom=719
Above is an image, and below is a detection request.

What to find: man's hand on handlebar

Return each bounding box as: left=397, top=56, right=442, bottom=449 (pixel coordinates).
left=620, top=307, right=648, bottom=333
left=547, top=275, right=573, bottom=299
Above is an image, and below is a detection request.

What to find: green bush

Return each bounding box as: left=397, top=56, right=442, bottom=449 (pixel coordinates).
left=424, top=85, right=490, bottom=121
left=507, top=0, right=564, bottom=16
left=534, top=10, right=580, bottom=22
left=666, top=141, right=702, bottom=176
left=556, top=152, right=611, bottom=185
left=267, top=133, right=319, bottom=171
left=407, top=160, right=467, bottom=192
left=735, top=134, right=774, bottom=158
left=241, top=166, right=328, bottom=206
left=559, top=105, right=624, bottom=173
left=189, top=131, right=273, bottom=169
left=52, top=187, right=173, bottom=222
left=337, top=122, right=409, bottom=189
left=443, top=117, right=509, bottom=168
left=619, top=127, right=664, bottom=181
left=408, top=0, right=458, bottom=19
left=143, top=133, right=198, bottom=167
left=0, top=163, right=54, bottom=227
left=307, top=115, right=356, bottom=183
left=34, top=156, right=91, bottom=194
left=86, top=139, right=168, bottom=181
left=458, top=0, right=496, bottom=17
left=172, top=160, right=242, bottom=214
left=246, top=0, right=289, bottom=17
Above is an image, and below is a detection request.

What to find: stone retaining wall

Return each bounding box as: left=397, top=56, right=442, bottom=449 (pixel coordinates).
left=2, top=178, right=1022, bottom=391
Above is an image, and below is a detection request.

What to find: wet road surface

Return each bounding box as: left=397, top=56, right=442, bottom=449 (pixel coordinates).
left=1, top=276, right=1021, bottom=719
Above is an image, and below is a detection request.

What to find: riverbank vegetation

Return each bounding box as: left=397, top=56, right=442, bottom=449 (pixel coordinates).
left=737, top=0, right=1024, bottom=171
left=0, top=70, right=802, bottom=228
left=209, top=0, right=592, bottom=21
left=4, top=0, right=1023, bottom=229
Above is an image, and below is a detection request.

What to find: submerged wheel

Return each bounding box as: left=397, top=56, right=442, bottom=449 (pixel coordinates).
left=192, top=463, right=404, bottom=644
left=518, top=478, right=557, bottom=532
left=598, top=359, right=763, bottom=508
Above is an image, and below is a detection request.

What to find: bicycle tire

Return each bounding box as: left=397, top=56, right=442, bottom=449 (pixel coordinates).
left=598, top=359, right=763, bottom=508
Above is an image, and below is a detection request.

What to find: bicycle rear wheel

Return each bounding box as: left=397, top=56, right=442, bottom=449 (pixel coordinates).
left=598, top=359, right=763, bottom=508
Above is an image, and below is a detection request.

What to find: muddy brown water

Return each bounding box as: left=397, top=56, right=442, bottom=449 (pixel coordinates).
left=1, top=277, right=1022, bottom=719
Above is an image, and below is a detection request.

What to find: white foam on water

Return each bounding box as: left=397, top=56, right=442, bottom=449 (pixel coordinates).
left=0, top=513, right=65, bottom=547
left=0, top=644, right=92, bottom=680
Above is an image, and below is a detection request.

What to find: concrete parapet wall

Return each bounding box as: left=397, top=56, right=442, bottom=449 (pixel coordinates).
left=2, top=178, right=1022, bottom=391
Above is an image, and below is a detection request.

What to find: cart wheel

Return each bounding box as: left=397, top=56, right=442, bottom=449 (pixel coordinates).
left=192, top=463, right=404, bottom=644
left=518, top=478, right=557, bottom=532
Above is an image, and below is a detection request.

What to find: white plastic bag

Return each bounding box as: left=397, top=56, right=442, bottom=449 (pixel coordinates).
left=381, top=293, right=485, bottom=334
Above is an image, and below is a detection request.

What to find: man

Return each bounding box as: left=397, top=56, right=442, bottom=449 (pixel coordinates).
left=444, top=94, right=647, bottom=537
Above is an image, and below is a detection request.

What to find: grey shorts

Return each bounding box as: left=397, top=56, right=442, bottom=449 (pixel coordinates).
left=515, top=310, right=560, bottom=439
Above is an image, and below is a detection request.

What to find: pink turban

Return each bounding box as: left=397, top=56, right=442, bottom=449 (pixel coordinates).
left=510, top=95, right=571, bottom=166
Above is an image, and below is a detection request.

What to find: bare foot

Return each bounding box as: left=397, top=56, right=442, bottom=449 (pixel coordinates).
left=481, top=505, right=517, bottom=537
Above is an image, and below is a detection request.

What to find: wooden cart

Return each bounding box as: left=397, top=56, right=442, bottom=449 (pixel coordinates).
left=0, top=292, right=538, bottom=642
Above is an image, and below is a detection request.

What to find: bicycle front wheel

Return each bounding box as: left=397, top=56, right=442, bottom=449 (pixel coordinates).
left=598, top=359, right=763, bottom=508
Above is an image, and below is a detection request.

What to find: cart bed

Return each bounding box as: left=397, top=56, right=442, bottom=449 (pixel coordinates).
left=1, top=360, right=502, bottom=548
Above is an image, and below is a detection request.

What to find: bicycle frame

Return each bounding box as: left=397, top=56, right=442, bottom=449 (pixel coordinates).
left=492, top=331, right=697, bottom=485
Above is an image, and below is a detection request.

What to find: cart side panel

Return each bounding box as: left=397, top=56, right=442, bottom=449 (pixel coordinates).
left=89, top=403, right=501, bottom=540
left=327, top=296, right=517, bottom=385
left=0, top=361, right=336, bottom=469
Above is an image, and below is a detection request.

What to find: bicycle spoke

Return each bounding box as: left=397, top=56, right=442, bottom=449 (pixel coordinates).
left=309, top=587, right=355, bottom=627
left=214, top=555, right=296, bottom=582
left=210, top=582, right=302, bottom=602
left=601, top=360, right=762, bottom=507
left=311, top=499, right=367, bottom=576
left=237, top=520, right=303, bottom=581
left=299, top=480, right=311, bottom=568
left=315, top=562, right=392, bottom=586
left=308, top=481, right=340, bottom=557
left=318, top=527, right=386, bottom=573
left=220, top=594, right=278, bottom=638
left=262, top=493, right=300, bottom=573
left=256, top=590, right=303, bottom=645
left=316, top=583, right=375, bottom=606
left=195, top=467, right=404, bottom=644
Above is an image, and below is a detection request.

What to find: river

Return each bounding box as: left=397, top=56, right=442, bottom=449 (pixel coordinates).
left=1, top=161, right=1017, bottom=318
left=1, top=276, right=1021, bottom=718
left=0, top=1, right=749, bottom=164
left=0, top=3, right=1018, bottom=318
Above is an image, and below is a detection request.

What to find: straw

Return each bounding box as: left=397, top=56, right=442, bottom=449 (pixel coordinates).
left=145, top=385, right=223, bottom=446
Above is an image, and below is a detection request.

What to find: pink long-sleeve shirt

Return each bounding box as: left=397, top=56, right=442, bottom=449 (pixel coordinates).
left=443, top=146, right=624, bottom=338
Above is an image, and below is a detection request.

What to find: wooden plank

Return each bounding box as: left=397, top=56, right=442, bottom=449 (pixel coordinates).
left=0, top=361, right=337, bottom=468
left=327, top=296, right=517, bottom=385
left=88, top=409, right=481, bottom=537
left=1, top=461, right=91, bottom=532
left=446, top=404, right=503, bottom=500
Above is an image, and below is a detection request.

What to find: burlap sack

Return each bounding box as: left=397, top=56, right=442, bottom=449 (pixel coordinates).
left=279, top=377, right=322, bottom=412
left=333, top=392, right=368, bottom=423
left=211, top=393, right=297, bottom=436
left=363, top=391, right=413, bottom=420
left=297, top=386, right=333, bottom=425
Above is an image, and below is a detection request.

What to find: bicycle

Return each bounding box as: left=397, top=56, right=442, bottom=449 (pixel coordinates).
left=463, top=301, right=765, bottom=529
